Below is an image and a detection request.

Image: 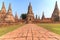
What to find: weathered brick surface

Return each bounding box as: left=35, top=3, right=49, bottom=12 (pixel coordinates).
left=0, top=24, right=60, bottom=40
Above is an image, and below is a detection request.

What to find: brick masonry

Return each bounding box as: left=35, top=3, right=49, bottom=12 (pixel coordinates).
left=0, top=24, right=60, bottom=40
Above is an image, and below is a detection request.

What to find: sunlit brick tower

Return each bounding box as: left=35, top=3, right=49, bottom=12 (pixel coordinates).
left=15, top=12, right=18, bottom=22
left=41, top=12, right=45, bottom=20
left=5, top=3, right=15, bottom=23
left=26, top=3, right=34, bottom=23
left=0, top=2, right=6, bottom=21
left=52, top=1, right=60, bottom=22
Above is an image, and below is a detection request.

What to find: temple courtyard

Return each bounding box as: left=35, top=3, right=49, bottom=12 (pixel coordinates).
left=0, top=24, right=60, bottom=40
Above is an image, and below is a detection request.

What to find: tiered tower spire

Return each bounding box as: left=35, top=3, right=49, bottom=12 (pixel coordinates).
left=28, top=2, right=33, bottom=14
left=0, top=2, right=6, bottom=21
left=26, top=2, right=34, bottom=23
left=15, top=12, right=18, bottom=20
left=1, top=2, right=6, bottom=14
left=55, top=1, right=59, bottom=10
left=36, top=15, right=37, bottom=19
left=4, top=3, right=15, bottom=22
left=38, top=16, right=40, bottom=19
left=41, top=12, right=45, bottom=20
left=7, top=3, right=12, bottom=15
left=15, top=12, right=18, bottom=22
left=52, top=1, right=59, bottom=21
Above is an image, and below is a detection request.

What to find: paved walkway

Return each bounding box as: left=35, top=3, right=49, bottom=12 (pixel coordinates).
left=0, top=24, right=60, bottom=40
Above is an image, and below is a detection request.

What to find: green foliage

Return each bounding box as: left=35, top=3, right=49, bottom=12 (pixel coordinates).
left=21, top=14, right=27, bottom=20
left=38, top=23, right=60, bottom=35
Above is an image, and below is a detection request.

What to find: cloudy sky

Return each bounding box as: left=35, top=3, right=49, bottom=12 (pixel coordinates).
left=0, top=0, right=60, bottom=18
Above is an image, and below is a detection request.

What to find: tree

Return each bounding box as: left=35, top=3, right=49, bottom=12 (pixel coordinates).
left=21, top=14, right=27, bottom=20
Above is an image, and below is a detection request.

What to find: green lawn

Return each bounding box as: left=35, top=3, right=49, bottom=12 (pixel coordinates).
left=0, top=24, right=23, bottom=36
left=38, top=23, right=60, bottom=35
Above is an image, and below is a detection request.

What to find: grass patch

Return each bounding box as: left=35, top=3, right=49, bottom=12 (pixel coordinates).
left=38, top=23, right=60, bottom=35
left=0, top=24, right=23, bottom=36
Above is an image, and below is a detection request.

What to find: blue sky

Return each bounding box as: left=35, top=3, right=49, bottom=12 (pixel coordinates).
left=0, top=0, right=60, bottom=18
